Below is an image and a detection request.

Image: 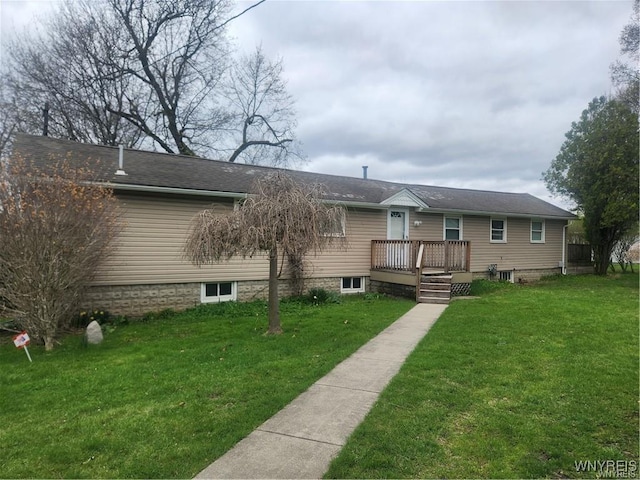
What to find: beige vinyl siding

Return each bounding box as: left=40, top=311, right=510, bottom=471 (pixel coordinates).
left=94, top=193, right=386, bottom=286
left=308, top=208, right=387, bottom=277
left=411, top=211, right=565, bottom=272
left=94, top=193, right=269, bottom=285
left=409, top=211, right=443, bottom=240
left=463, top=216, right=565, bottom=272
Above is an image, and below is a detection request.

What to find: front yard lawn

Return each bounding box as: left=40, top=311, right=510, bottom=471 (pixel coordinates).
left=325, top=273, right=639, bottom=479
left=0, top=295, right=413, bottom=478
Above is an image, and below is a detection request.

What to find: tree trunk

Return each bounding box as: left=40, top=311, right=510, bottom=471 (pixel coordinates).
left=594, top=244, right=612, bottom=275
left=267, top=247, right=282, bottom=335
left=44, top=335, right=54, bottom=351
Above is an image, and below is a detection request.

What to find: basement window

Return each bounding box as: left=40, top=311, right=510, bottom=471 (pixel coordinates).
left=201, top=282, right=237, bottom=303
left=498, top=271, right=514, bottom=283
left=341, top=277, right=365, bottom=293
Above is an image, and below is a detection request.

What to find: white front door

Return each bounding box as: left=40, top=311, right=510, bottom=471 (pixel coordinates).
left=388, top=210, right=408, bottom=240
left=387, top=209, right=409, bottom=269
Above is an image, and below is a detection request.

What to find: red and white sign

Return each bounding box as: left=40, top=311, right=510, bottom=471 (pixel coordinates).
left=13, top=331, right=30, bottom=348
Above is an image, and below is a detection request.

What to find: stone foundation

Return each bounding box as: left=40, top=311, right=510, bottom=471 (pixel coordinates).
left=472, top=267, right=563, bottom=283
left=238, top=276, right=346, bottom=301
left=370, top=280, right=415, bottom=300
left=83, top=276, right=360, bottom=317
left=83, top=283, right=201, bottom=317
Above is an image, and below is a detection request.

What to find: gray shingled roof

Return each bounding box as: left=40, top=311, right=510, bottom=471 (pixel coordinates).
left=11, top=134, right=574, bottom=219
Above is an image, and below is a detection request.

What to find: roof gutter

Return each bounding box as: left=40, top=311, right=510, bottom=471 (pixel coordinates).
left=416, top=206, right=576, bottom=220
left=105, top=182, right=248, bottom=200
left=101, top=182, right=390, bottom=210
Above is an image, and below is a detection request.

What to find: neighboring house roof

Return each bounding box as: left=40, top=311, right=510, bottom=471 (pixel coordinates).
left=11, top=134, right=575, bottom=219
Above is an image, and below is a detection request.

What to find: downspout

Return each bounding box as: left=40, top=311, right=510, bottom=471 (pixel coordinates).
left=562, top=223, right=568, bottom=275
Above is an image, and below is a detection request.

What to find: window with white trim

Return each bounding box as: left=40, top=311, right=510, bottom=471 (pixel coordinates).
left=498, top=270, right=514, bottom=283
left=490, top=218, right=507, bottom=243
left=233, top=198, right=245, bottom=211
left=341, top=277, right=365, bottom=293
left=531, top=220, right=545, bottom=243
left=201, top=282, right=237, bottom=303
left=444, top=216, right=462, bottom=240
left=323, top=209, right=346, bottom=237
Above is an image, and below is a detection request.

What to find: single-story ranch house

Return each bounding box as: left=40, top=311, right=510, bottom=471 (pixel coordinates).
left=12, top=134, right=575, bottom=315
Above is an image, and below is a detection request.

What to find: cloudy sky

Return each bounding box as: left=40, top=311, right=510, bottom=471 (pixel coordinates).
left=1, top=0, right=634, bottom=210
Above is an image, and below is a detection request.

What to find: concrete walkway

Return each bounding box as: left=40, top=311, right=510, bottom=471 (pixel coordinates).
left=195, top=303, right=447, bottom=480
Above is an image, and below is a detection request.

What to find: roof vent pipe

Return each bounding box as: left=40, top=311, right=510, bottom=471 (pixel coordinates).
left=115, top=145, right=127, bottom=176
left=362, top=165, right=368, bottom=180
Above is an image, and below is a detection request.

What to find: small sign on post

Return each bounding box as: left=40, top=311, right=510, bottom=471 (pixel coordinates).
left=13, top=331, right=32, bottom=363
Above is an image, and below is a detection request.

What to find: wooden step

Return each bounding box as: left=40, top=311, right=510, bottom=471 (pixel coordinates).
left=419, top=289, right=450, bottom=298
left=421, top=275, right=452, bottom=283
left=418, top=296, right=450, bottom=304
left=418, top=273, right=452, bottom=304
left=420, top=283, right=450, bottom=291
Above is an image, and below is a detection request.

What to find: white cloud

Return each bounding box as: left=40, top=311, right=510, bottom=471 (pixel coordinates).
left=227, top=0, right=630, bottom=213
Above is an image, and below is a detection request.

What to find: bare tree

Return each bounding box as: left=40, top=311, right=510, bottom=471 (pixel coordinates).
left=5, top=1, right=144, bottom=147
left=0, top=156, right=120, bottom=350
left=0, top=100, right=18, bottom=159
left=8, top=0, right=233, bottom=155
left=225, top=46, right=301, bottom=166
left=610, top=230, right=638, bottom=273
left=184, top=173, right=345, bottom=334
left=5, top=0, right=297, bottom=164
left=103, top=0, right=233, bottom=155
left=628, top=241, right=640, bottom=264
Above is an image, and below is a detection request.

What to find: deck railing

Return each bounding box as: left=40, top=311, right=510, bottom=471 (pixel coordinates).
left=371, top=240, right=421, bottom=272
left=371, top=239, right=470, bottom=273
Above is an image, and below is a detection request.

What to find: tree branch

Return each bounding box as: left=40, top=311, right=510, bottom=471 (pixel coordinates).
left=228, top=138, right=292, bottom=163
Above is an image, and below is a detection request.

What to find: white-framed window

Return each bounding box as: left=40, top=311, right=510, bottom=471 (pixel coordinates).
left=490, top=218, right=507, bottom=243
left=498, top=270, right=514, bottom=283
left=323, top=209, right=347, bottom=237
left=201, top=281, right=237, bottom=303
left=531, top=219, right=545, bottom=243
left=443, top=216, right=462, bottom=240
left=341, top=277, right=365, bottom=293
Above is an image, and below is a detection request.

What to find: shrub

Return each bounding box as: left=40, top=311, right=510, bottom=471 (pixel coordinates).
left=0, top=157, right=120, bottom=350
left=305, top=288, right=341, bottom=305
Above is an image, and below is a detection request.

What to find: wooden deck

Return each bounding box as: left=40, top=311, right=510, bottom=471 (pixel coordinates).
left=370, top=240, right=471, bottom=304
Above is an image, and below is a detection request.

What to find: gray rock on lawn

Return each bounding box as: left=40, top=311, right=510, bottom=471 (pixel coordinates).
left=85, top=320, right=103, bottom=344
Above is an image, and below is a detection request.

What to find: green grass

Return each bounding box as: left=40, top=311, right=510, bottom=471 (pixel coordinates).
left=326, top=273, right=639, bottom=479
left=0, top=295, right=413, bottom=478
